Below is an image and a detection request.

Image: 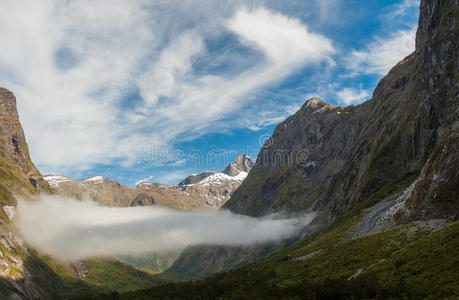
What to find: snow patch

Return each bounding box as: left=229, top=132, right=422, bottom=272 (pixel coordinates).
left=198, top=171, right=247, bottom=186
left=84, top=176, right=104, bottom=183
left=233, top=171, right=248, bottom=181
left=44, top=175, right=72, bottom=187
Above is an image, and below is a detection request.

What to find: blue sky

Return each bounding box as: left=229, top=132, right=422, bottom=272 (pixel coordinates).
left=0, top=0, right=419, bottom=186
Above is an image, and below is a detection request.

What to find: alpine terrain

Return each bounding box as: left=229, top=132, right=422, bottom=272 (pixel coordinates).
left=0, top=0, right=457, bottom=299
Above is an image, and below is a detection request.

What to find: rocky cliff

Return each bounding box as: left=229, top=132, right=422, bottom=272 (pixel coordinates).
left=225, top=0, right=458, bottom=223
left=0, top=88, right=50, bottom=206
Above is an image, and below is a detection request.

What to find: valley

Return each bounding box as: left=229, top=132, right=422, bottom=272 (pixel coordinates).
left=0, top=0, right=457, bottom=299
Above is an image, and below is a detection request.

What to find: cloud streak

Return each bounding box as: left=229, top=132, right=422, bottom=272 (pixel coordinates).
left=0, top=1, right=334, bottom=174
left=345, top=28, right=416, bottom=76
left=336, top=87, right=370, bottom=106
left=15, top=196, right=314, bottom=261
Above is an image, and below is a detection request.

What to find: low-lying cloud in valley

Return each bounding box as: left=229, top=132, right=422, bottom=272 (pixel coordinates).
left=15, top=195, right=314, bottom=261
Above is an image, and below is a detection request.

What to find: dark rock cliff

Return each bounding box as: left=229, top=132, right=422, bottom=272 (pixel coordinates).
left=224, top=0, right=458, bottom=221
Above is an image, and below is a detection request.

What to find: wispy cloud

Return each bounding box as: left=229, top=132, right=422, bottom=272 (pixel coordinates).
left=135, top=176, right=154, bottom=186
left=0, top=1, right=335, bottom=174
left=344, top=0, right=418, bottom=77
left=336, top=87, right=371, bottom=106
left=344, top=28, right=416, bottom=76
left=387, top=0, right=419, bottom=18
left=15, top=195, right=315, bottom=261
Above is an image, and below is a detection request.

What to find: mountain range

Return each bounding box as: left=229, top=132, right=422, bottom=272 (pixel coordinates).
left=44, top=154, right=253, bottom=210
left=0, top=0, right=457, bottom=298
left=145, top=0, right=459, bottom=288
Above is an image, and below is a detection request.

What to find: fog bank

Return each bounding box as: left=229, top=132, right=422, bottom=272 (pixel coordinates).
left=15, top=195, right=314, bottom=261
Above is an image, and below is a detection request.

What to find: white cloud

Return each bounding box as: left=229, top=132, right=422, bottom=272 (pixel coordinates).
left=15, top=196, right=315, bottom=261
left=336, top=87, right=370, bottom=106
left=387, top=0, right=419, bottom=18
left=227, top=7, right=335, bottom=68
left=136, top=31, right=205, bottom=108
left=0, top=1, right=334, bottom=174
left=135, top=175, right=154, bottom=186
left=344, top=0, right=418, bottom=78
left=344, top=28, right=416, bottom=76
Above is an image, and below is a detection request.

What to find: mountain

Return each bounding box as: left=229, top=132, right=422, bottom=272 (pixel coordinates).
left=1, top=0, right=457, bottom=298
left=0, top=88, right=50, bottom=206
left=82, top=0, right=459, bottom=298
left=164, top=0, right=459, bottom=282
left=0, top=89, right=165, bottom=299
left=45, top=175, right=137, bottom=207
left=43, top=156, right=254, bottom=274
left=45, top=154, right=254, bottom=210
left=224, top=0, right=458, bottom=222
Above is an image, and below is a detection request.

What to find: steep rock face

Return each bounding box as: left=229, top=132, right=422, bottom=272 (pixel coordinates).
left=225, top=0, right=458, bottom=221
left=0, top=88, right=50, bottom=205
left=0, top=89, right=76, bottom=299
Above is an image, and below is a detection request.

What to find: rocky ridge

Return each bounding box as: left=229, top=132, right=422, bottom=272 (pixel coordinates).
left=44, top=154, right=254, bottom=210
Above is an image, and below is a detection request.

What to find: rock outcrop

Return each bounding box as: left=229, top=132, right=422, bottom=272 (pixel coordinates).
left=222, top=154, right=254, bottom=176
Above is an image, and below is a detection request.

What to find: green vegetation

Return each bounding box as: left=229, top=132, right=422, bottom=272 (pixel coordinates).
left=0, top=250, right=162, bottom=300
left=118, top=251, right=181, bottom=274
left=83, top=220, right=459, bottom=300
left=83, top=259, right=160, bottom=292
left=0, top=158, right=29, bottom=206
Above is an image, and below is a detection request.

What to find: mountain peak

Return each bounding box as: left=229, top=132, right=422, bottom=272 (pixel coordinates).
left=223, top=154, right=254, bottom=176
left=0, top=87, right=49, bottom=194
left=301, top=97, right=333, bottom=111
left=0, top=88, right=19, bottom=118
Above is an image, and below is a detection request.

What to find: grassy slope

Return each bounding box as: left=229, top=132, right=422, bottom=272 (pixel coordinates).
left=22, top=253, right=161, bottom=299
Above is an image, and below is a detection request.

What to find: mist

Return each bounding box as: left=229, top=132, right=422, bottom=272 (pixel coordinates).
left=14, top=195, right=315, bottom=261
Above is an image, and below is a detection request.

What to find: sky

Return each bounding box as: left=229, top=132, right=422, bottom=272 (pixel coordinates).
left=0, top=0, right=420, bottom=186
